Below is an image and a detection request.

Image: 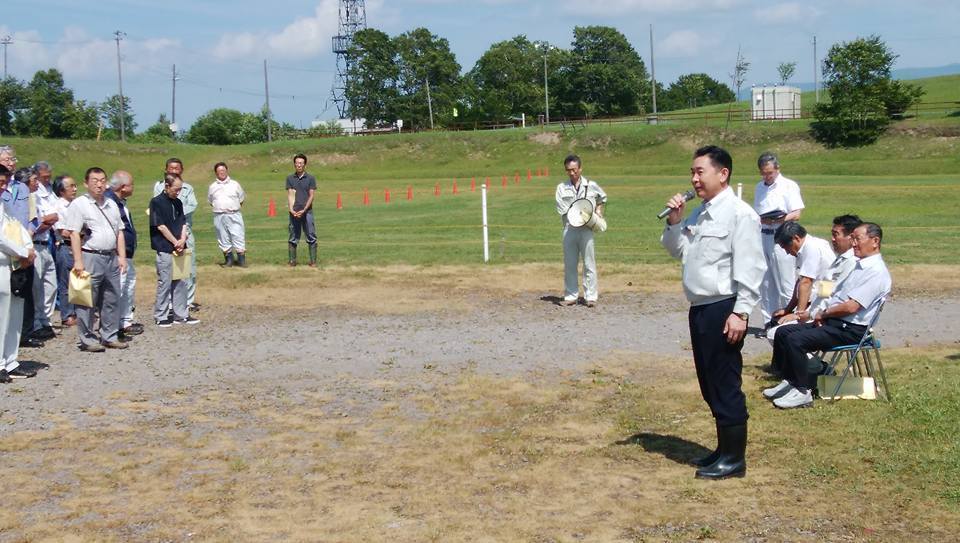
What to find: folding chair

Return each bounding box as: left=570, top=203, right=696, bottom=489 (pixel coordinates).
left=820, top=297, right=891, bottom=402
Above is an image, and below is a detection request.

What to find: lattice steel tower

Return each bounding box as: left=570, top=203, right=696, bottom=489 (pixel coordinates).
left=331, top=0, right=367, bottom=119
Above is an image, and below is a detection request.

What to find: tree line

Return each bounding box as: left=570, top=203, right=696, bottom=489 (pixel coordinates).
left=345, top=25, right=736, bottom=129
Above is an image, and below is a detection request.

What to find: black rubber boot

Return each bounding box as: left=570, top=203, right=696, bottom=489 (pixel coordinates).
left=695, top=423, right=747, bottom=480
left=237, top=253, right=246, bottom=267
left=692, top=421, right=721, bottom=467
left=288, top=243, right=297, bottom=266
left=221, top=251, right=234, bottom=267
left=308, top=244, right=318, bottom=267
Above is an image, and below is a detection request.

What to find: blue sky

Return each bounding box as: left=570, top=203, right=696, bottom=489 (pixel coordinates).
left=3, top=0, right=958, bottom=131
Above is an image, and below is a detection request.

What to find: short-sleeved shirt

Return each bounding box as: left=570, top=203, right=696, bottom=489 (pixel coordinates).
left=795, top=235, right=834, bottom=281
left=286, top=172, right=317, bottom=212
left=149, top=193, right=186, bottom=254
left=555, top=176, right=607, bottom=226
left=0, top=179, right=32, bottom=232
left=753, top=173, right=804, bottom=218
left=826, top=253, right=891, bottom=326
left=153, top=180, right=198, bottom=223
left=64, top=194, right=121, bottom=251
left=33, top=182, right=60, bottom=242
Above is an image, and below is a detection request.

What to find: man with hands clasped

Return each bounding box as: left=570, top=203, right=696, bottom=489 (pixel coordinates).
left=150, top=174, right=199, bottom=327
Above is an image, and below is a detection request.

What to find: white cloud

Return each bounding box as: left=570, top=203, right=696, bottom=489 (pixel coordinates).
left=658, top=30, right=713, bottom=58
left=0, top=27, right=53, bottom=75
left=754, top=2, right=822, bottom=23
left=562, top=0, right=741, bottom=15
left=212, top=0, right=340, bottom=60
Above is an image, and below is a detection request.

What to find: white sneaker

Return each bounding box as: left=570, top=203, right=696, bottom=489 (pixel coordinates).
left=773, top=388, right=813, bottom=409
left=763, top=379, right=792, bottom=400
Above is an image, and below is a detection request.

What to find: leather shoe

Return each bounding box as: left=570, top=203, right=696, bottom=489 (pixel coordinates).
left=9, top=367, right=37, bottom=379
left=62, top=316, right=78, bottom=327
left=0, top=370, right=11, bottom=383
left=103, top=341, right=129, bottom=349
left=122, top=323, right=145, bottom=336
left=80, top=343, right=106, bottom=353
left=20, top=337, right=44, bottom=348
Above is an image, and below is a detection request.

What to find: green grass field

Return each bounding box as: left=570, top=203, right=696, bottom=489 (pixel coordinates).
left=5, top=79, right=959, bottom=267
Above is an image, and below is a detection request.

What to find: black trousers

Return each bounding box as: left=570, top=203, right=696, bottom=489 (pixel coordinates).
left=689, top=297, right=748, bottom=427
left=773, top=320, right=864, bottom=392
left=19, top=267, right=35, bottom=337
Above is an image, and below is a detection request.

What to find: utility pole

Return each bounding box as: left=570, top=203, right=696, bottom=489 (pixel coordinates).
left=649, top=24, right=657, bottom=115
left=263, top=59, right=272, bottom=142
left=1, top=36, right=11, bottom=79
left=543, top=52, right=550, bottom=124
left=113, top=30, right=127, bottom=142
left=425, top=74, right=434, bottom=129
left=171, top=64, right=180, bottom=125
left=813, top=35, right=819, bottom=103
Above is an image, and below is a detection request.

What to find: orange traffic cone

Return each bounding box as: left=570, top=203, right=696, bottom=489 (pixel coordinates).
left=268, top=196, right=277, bottom=217
left=362, top=189, right=370, bottom=206
left=452, top=180, right=459, bottom=194
left=336, top=192, right=342, bottom=210
left=385, top=188, right=391, bottom=203
left=514, top=172, right=520, bottom=184
left=527, top=169, right=532, bottom=181
left=434, top=183, right=440, bottom=196
left=471, top=177, right=476, bottom=192
left=501, top=175, right=507, bottom=188
left=407, top=185, right=413, bottom=200
left=485, top=176, right=490, bottom=190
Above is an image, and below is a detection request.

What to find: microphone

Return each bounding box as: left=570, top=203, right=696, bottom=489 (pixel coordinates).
left=657, top=189, right=696, bottom=220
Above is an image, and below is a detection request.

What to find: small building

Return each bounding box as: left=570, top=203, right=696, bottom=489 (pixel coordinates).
left=751, top=86, right=801, bottom=120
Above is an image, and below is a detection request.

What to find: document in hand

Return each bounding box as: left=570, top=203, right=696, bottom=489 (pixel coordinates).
left=172, top=248, right=192, bottom=281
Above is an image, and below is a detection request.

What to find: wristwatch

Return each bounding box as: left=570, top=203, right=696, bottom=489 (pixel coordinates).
left=734, top=312, right=749, bottom=322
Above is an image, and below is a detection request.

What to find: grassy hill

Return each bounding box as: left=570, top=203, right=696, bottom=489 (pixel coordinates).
left=5, top=90, right=960, bottom=268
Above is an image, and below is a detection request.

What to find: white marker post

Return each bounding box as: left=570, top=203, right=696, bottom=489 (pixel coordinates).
left=481, top=183, right=490, bottom=262
left=737, top=182, right=743, bottom=200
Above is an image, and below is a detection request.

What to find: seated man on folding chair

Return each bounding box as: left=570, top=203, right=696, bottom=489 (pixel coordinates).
left=764, top=222, right=891, bottom=409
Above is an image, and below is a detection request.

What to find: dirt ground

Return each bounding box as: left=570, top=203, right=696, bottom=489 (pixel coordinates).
left=1, top=264, right=958, bottom=541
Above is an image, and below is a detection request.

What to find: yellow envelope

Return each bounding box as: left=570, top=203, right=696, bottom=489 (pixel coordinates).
left=817, top=280, right=835, bottom=298
left=69, top=271, right=93, bottom=307
left=172, top=248, right=192, bottom=280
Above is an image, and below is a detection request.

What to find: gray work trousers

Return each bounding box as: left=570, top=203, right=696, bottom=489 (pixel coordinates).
left=76, top=252, right=121, bottom=347
left=154, top=252, right=188, bottom=322
left=562, top=224, right=598, bottom=302
left=32, top=244, right=57, bottom=330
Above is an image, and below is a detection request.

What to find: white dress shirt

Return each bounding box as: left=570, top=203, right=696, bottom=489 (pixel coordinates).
left=753, top=173, right=804, bottom=218
left=795, top=235, right=834, bottom=281
left=64, top=194, right=121, bottom=251
left=825, top=253, right=892, bottom=326
left=208, top=177, right=246, bottom=213
left=662, top=186, right=767, bottom=316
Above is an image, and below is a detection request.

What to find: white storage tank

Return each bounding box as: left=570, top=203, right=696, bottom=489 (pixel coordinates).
left=751, top=86, right=801, bottom=120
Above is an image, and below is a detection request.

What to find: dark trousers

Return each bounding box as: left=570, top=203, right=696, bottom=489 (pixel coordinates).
left=288, top=210, right=317, bottom=245
left=55, top=243, right=76, bottom=321
left=773, top=320, right=864, bottom=392
left=689, top=297, right=748, bottom=427
left=19, top=267, right=34, bottom=337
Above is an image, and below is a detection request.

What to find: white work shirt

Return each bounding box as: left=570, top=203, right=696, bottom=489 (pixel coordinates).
left=809, top=247, right=857, bottom=316
left=208, top=177, right=245, bottom=213
left=753, top=173, right=804, bottom=218
left=64, top=194, right=121, bottom=251
left=32, top=183, right=59, bottom=242
left=555, top=176, right=607, bottom=226
left=52, top=197, right=73, bottom=233
left=661, top=186, right=767, bottom=316
left=825, top=253, right=891, bottom=326
left=795, top=235, right=834, bottom=281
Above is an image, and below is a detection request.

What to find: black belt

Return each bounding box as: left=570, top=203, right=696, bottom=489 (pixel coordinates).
left=761, top=228, right=776, bottom=235
left=825, top=318, right=867, bottom=335
left=81, top=248, right=117, bottom=256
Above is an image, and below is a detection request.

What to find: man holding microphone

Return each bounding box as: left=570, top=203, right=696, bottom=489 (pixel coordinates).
left=660, top=146, right=766, bottom=480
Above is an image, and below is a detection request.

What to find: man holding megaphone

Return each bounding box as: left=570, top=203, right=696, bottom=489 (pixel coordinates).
left=555, top=154, right=607, bottom=308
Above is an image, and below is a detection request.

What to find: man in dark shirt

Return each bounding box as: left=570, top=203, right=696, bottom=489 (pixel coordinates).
left=285, top=153, right=317, bottom=267
left=149, top=174, right=197, bottom=327
left=106, top=170, right=143, bottom=337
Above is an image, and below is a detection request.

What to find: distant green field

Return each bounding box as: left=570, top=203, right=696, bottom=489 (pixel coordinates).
left=5, top=101, right=959, bottom=267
